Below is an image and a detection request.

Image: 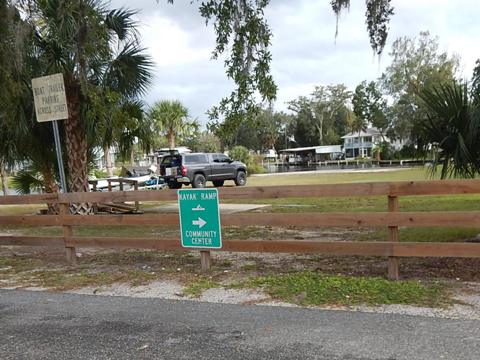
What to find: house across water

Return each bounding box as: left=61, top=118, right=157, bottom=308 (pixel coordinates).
left=341, top=127, right=405, bottom=159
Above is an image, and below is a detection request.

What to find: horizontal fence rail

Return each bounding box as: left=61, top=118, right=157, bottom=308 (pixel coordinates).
left=1, top=236, right=480, bottom=258
left=0, top=211, right=480, bottom=228
left=1, top=179, right=480, bottom=205
left=1, top=179, right=480, bottom=278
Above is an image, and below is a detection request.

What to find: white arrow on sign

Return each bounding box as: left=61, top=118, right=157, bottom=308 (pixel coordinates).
left=192, top=217, right=207, bottom=228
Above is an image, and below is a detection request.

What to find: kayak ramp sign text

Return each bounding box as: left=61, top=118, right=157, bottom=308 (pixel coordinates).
left=178, top=188, right=222, bottom=249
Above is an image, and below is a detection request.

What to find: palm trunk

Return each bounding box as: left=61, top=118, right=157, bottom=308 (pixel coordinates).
left=42, top=167, right=60, bottom=214
left=130, top=147, right=135, bottom=166
left=0, top=159, right=8, bottom=196
left=167, top=131, right=175, bottom=149
left=104, top=144, right=114, bottom=176
left=65, top=81, right=92, bottom=214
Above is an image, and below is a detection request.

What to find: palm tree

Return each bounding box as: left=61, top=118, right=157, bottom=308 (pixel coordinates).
left=115, top=100, right=155, bottom=166
left=0, top=2, right=57, bottom=197
left=148, top=100, right=197, bottom=149
left=93, top=95, right=154, bottom=176
left=27, top=1, right=152, bottom=203
left=419, top=82, right=480, bottom=178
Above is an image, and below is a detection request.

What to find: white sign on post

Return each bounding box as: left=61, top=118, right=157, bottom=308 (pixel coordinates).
left=31, top=73, right=69, bottom=122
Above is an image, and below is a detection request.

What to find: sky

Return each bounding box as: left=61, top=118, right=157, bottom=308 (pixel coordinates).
left=109, top=0, right=480, bottom=125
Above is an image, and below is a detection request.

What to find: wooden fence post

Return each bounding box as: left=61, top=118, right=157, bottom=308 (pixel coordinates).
left=134, top=182, right=139, bottom=212
left=388, top=195, right=399, bottom=280
left=60, top=203, right=77, bottom=266
left=200, top=251, right=211, bottom=272
left=91, top=181, right=98, bottom=213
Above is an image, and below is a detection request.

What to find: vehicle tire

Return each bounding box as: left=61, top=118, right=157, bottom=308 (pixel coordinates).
left=168, top=182, right=182, bottom=189
left=234, top=170, right=247, bottom=186
left=213, top=180, right=224, bottom=187
left=192, top=174, right=206, bottom=188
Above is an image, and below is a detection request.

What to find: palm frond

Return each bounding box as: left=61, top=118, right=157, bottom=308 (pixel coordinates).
left=105, top=8, right=138, bottom=41
left=11, top=168, right=44, bottom=195
left=103, top=42, right=153, bottom=98
left=419, top=81, right=479, bottom=178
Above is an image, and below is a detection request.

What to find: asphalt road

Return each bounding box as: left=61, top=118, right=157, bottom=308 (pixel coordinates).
left=1, top=290, right=479, bottom=360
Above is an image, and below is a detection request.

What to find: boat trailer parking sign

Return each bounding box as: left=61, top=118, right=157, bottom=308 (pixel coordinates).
left=178, top=189, right=222, bottom=249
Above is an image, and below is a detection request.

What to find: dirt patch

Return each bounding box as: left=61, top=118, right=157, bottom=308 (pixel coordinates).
left=2, top=246, right=480, bottom=282
left=2, top=246, right=480, bottom=319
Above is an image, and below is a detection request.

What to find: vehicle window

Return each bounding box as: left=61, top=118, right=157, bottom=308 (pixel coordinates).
left=217, top=154, right=230, bottom=163
left=161, top=155, right=181, bottom=166
left=184, top=154, right=208, bottom=164
left=212, top=154, right=219, bottom=162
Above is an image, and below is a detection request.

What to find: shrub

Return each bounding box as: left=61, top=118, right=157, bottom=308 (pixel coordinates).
left=229, top=146, right=265, bottom=176
left=229, top=145, right=251, bottom=165
left=91, top=169, right=108, bottom=179
left=247, top=162, right=265, bottom=175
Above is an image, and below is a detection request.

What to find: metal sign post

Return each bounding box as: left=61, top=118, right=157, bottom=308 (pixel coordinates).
left=31, top=73, right=69, bottom=193
left=52, top=120, right=68, bottom=193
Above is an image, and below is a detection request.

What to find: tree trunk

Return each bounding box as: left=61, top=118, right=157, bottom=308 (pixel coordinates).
left=0, top=159, right=8, bottom=196
left=319, top=115, right=323, bottom=145
left=167, top=131, right=175, bottom=149
left=42, top=167, right=60, bottom=214
left=104, top=144, right=114, bottom=176
left=65, top=81, right=92, bottom=214
left=130, top=147, right=135, bottom=166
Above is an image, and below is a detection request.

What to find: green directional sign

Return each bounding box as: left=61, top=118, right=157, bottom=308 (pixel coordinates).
left=178, top=188, right=222, bottom=249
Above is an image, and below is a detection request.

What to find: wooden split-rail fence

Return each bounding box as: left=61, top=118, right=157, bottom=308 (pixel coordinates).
left=1, top=179, right=480, bottom=279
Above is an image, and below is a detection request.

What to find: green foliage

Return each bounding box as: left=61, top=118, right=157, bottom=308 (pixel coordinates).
left=231, top=109, right=287, bottom=151
left=419, top=81, right=480, bottom=179
left=288, top=84, right=352, bottom=147
left=91, top=169, right=108, bottom=179
left=246, top=160, right=265, bottom=175
left=381, top=31, right=460, bottom=141
left=472, top=59, right=480, bottom=100
left=10, top=169, right=44, bottom=195
left=148, top=100, right=197, bottom=149
left=229, top=145, right=264, bottom=174
left=196, top=0, right=277, bottom=135
left=1, top=0, right=153, bottom=194
left=229, top=145, right=252, bottom=165
left=372, top=141, right=392, bottom=160
left=332, top=0, right=395, bottom=55
left=183, top=278, right=221, bottom=297
left=352, top=81, right=389, bottom=135
left=244, top=271, right=449, bottom=307
left=185, top=0, right=395, bottom=140
left=184, top=131, right=221, bottom=153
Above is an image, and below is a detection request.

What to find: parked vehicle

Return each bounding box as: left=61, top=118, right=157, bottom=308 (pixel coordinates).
left=159, top=153, right=247, bottom=189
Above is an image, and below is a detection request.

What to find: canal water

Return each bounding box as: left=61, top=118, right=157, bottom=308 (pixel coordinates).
left=263, top=162, right=423, bottom=173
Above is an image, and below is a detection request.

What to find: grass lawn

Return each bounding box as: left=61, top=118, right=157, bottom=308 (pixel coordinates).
left=184, top=271, right=451, bottom=307
left=246, top=167, right=436, bottom=186
left=239, top=271, right=450, bottom=307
